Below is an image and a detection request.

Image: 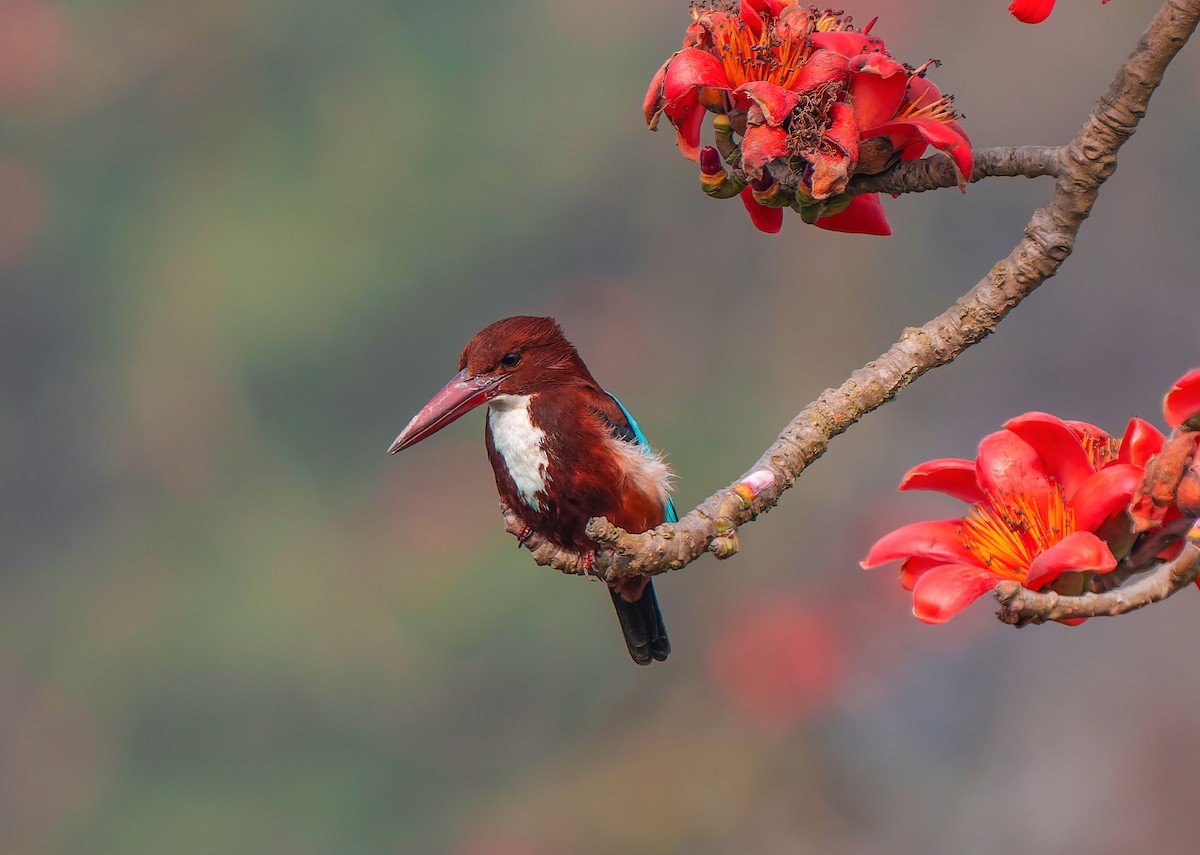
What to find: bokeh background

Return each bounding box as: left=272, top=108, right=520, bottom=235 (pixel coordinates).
left=2, top=0, right=1199, bottom=852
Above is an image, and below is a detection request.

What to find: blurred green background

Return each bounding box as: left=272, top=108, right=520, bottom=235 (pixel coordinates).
left=2, top=1, right=1199, bottom=852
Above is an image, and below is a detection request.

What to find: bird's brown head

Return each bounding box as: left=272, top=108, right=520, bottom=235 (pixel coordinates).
left=458, top=316, right=593, bottom=397
left=388, top=316, right=593, bottom=454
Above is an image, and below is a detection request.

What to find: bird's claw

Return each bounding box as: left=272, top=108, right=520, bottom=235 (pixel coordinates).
left=516, top=524, right=533, bottom=546
left=583, top=551, right=596, bottom=580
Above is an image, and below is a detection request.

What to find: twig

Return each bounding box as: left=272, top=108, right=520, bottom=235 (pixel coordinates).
left=848, top=145, right=1063, bottom=196
left=994, top=525, right=1200, bottom=625
left=511, top=0, right=1200, bottom=586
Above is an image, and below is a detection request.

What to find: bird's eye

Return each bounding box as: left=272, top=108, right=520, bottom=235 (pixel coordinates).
left=501, top=352, right=521, bottom=368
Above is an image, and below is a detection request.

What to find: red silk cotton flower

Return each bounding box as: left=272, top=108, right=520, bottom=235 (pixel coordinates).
left=1009, top=0, right=1111, bottom=25
left=862, top=413, right=1164, bottom=624
left=644, top=2, right=972, bottom=235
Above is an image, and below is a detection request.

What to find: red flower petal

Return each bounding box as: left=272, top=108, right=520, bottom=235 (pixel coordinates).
left=673, top=101, right=707, bottom=161
left=1009, top=0, right=1055, bottom=24
left=904, top=75, right=943, bottom=108
left=684, top=10, right=730, bottom=49
left=739, top=187, right=783, bottom=234
left=1069, top=463, right=1144, bottom=533
left=1024, top=531, right=1117, bottom=590
left=849, top=51, right=907, bottom=78
left=662, top=49, right=728, bottom=108
left=848, top=53, right=909, bottom=131
left=736, top=81, right=799, bottom=127
left=739, top=0, right=766, bottom=38
left=1003, top=412, right=1095, bottom=499
left=790, top=49, right=851, bottom=94
left=741, top=124, right=789, bottom=176
left=899, top=458, right=986, bottom=504
left=861, top=518, right=973, bottom=569
left=644, top=59, right=668, bottom=127
left=814, top=193, right=892, bottom=236
left=975, top=429, right=1052, bottom=500
left=911, top=564, right=999, bottom=624
left=868, top=117, right=973, bottom=188
left=809, top=31, right=885, bottom=57
left=1118, top=417, right=1165, bottom=467
left=827, top=101, right=859, bottom=159
left=898, top=556, right=948, bottom=591
left=742, top=0, right=787, bottom=19
left=1164, top=367, right=1200, bottom=429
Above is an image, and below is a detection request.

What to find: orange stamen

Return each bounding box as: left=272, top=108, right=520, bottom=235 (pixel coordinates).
left=960, top=486, right=1075, bottom=582
left=715, top=18, right=812, bottom=91
left=896, top=90, right=959, bottom=125
left=704, top=6, right=861, bottom=91
left=1078, top=430, right=1120, bottom=469
left=812, top=11, right=849, bottom=32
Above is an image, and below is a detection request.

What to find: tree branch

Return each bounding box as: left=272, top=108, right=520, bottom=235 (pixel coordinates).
left=849, top=145, right=1063, bottom=196
left=511, top=0, right=1200, bottom=586
left=994, top=524, right=1200, bottom=625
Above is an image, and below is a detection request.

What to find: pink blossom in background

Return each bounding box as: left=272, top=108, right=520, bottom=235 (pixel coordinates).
left=710, top=598, right=842, bottom=731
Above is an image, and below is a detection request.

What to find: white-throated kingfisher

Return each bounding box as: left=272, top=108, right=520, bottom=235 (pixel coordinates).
left=387, top=316, right=674, bottom=665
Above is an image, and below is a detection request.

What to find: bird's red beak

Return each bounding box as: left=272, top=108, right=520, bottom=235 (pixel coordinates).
left=387, top=368, right=504, bottom=454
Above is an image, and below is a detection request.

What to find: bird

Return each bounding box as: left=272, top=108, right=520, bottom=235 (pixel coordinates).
left=387, top=316, right=674, bottom=665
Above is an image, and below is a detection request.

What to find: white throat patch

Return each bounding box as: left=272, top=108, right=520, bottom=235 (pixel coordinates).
left=488, top=394, right=550, bottom=510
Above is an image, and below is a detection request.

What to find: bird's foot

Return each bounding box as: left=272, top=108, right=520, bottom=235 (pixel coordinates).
left=515, top=524, right=533, bottom=546
left=583, top=550, right=597, bottom=580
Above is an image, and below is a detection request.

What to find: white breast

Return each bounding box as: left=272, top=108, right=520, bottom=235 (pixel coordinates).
left=487, top=394, right=551, bottom=510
